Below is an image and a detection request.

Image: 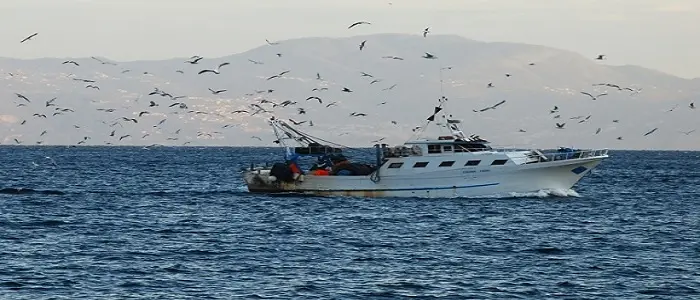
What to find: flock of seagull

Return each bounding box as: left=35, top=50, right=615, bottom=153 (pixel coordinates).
left=3, top=24, right=697, bottom=147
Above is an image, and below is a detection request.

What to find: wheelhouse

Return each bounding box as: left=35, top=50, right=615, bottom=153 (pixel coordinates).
left=384, top=135, right=493, bottom=158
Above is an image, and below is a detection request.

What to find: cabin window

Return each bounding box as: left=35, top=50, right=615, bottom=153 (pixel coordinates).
left=491, top=159, right=508, bottom=166
left=388, top=162, right=403, bottom=169
left=413, top=162, right=429, bottom=168
left=427, top=145, right=442, bottom=154
left=465, top=160, right=481, bottom=166
left=454, top=145, right=468, bottom=153
left=439, top=161, right=455, bottom=167
left=443, top=146, right=453, bottom=152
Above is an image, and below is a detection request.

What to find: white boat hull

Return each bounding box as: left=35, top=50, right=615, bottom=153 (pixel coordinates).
left=243, top=156, right=604, bottom=198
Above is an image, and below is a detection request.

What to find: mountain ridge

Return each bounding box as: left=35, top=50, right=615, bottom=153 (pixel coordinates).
left=1, top=33, right=698, bottom=150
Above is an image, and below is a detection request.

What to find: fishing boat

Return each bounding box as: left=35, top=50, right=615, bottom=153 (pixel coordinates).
left=242, top=96, right=609, bottom=198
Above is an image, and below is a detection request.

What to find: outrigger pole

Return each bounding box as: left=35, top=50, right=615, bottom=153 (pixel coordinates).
left=269, top=117, right=319, bottom=147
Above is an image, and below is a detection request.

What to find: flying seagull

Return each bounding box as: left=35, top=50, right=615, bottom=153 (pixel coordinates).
left=198, top=62, right=230, bottom=75
left=20, top=33, right=38, bottom=43
left=306, top=96, right=322, bottom=104
left=266, top=70, right=290, bottom=80
left=62, top=60, right=79, bottom=66
left=348, top=21, right=371, bottom=29
left=288, top=119, right=307, bottom=126
left=595, top=54, right=606, bottom=60
left=359, top=40, right=367, bottom=51
left=555, top=123, right=566, bottom=129
left=15, top=93, right=30, bottom=102
left=121, top=117, right=138, bottom=123
left=643, top=128, right=658, bottom=136
left=382, top=84, right=398, bottom=91
left=473, top=100, right=506, bottom=112
left=91, top=56, right=117, bottom=65
left=580, top=92, right=607, bottom=100
left=208, top=88, right=227, bottom=94
left=265, top=39, right=280, bottom=45
left=185, top=56, right=203, bottom=64
left=423, top=27, right=430, bottom=37
left=422, top=52, right=437, bottom=59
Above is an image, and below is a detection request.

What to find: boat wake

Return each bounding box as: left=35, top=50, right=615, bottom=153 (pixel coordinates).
left=507, top=188, right=581, bottom=198
left=463, top=188, right=580, bottom=199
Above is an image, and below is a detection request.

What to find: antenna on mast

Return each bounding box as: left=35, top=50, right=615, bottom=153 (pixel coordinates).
left=439, top=66, right=452, bottom=97
left=437, top=66, right=467, bottom=139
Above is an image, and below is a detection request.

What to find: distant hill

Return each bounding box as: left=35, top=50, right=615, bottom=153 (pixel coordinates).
left=1, top=33, right=698, bottom=150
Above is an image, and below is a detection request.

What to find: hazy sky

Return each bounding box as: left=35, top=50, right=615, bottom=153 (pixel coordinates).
left=1, top=0, right=699, bottom=78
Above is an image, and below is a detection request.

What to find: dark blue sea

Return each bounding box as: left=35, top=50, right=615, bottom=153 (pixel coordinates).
left=1, top=146, right=698, bottom=299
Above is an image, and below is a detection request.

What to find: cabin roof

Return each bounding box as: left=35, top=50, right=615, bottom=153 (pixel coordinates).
left=404, top=139, right=490, bottom=145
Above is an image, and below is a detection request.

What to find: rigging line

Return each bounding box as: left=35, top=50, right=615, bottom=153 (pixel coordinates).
left=279, top=122, right=317, bottom=145
left=410, top=95, right=449, bottom=140
left=301, top=131, right=375, bottom=155
left=275, top=119, right=375, bottom=155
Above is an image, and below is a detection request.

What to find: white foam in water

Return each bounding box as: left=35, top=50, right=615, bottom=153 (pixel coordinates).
left=508, top=188, right=580, bottom=198
left=234, top=184, right=249, bottom=192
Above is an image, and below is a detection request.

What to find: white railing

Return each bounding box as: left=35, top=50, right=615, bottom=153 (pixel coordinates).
left=532, top=148, right=609, bottom=163
left=385, top=147, right=608, bottom=163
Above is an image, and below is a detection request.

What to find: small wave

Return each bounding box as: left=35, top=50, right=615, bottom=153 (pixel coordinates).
left=0, top=281, right=23, bottom=288
left=0, top=188, right=65, bottom=195
left=138, top=190, right=250, bottom=197
left=637, top=289, right=673, bottom=296
left=117, top=281, right=145, bottom=288
left=182, top=249, right=222, bottom=256
left=67, top=189, right=252, bottom=197
left=375, top=280, right=432, bottom=291
left=28, top=220, right=69, bottom=227
left=161, top=264, right=190, bottom=274
left=529, top=247, right=565, bottom=255
left=556, top=281, right=579, bottom=287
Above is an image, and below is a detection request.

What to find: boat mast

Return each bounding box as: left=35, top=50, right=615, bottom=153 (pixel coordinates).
left=437, top=66, right=466, bottom=140
left=269, top=118, right=317, bottom=148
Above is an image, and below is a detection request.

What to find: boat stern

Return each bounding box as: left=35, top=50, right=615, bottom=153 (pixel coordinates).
left=243, top=169, right=299, bottom=193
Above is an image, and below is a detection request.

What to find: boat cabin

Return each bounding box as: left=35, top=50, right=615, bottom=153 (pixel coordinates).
left=383, top=136, right=493, bottom=158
